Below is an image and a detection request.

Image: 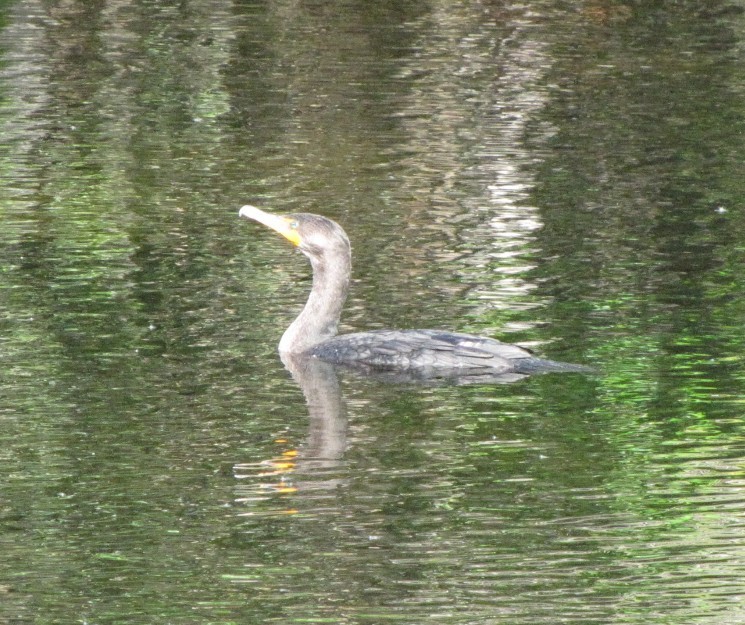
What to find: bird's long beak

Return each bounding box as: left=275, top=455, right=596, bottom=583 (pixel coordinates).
left=239, top=205, right=302, bottom=247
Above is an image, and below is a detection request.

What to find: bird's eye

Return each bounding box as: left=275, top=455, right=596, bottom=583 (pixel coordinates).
left=290, top=220, right=299, bottom=229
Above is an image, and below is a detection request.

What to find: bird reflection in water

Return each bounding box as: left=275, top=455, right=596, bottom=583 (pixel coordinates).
left=232, top=353, right=348, bottom=509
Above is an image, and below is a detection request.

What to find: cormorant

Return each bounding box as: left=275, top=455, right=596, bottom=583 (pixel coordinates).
left=239, top=205, right=591, bottom=376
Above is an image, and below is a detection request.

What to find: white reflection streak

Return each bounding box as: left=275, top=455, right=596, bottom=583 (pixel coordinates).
left=476, top=24, right=552, bottom=313
left=0, top=1, right=53, bottom=199
left=486, top=35, right=549, bottom=234
left=394, top=6, right=554, bottom=317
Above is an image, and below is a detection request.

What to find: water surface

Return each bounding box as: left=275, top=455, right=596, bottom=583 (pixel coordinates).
left=2, top=1, right=745, bottom=623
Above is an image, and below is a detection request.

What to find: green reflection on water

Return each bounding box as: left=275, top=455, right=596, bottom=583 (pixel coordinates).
left=1, top=0, right=745, bottom=624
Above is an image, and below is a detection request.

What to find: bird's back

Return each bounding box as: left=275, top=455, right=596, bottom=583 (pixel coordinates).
left=307, top=329, right=589, bottom=375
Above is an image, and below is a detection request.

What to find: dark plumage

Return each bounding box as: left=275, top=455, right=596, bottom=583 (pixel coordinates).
left=312, top=330, right=589, bottom=374
left=239, top=205, right=591, bottom=377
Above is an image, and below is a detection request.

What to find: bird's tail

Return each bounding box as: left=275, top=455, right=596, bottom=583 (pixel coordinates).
left=513, top=357, right=595, bottom=374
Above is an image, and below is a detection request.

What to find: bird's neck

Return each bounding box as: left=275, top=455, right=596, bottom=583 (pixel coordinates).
left=279, top=250, right=350, bottom=354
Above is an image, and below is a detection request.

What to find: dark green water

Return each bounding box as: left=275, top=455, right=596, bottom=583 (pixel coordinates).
left=2, top=0, right=745, bottom=623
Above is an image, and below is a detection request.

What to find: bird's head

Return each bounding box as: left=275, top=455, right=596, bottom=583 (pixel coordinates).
left=239, top=205, right=350, bottom=262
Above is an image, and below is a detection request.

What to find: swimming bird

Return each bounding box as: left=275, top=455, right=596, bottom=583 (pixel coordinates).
left=239, top=205, right=591, bottom=377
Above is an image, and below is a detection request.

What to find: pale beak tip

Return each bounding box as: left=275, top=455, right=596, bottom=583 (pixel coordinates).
left=238, top=204, right=260, bottom=219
